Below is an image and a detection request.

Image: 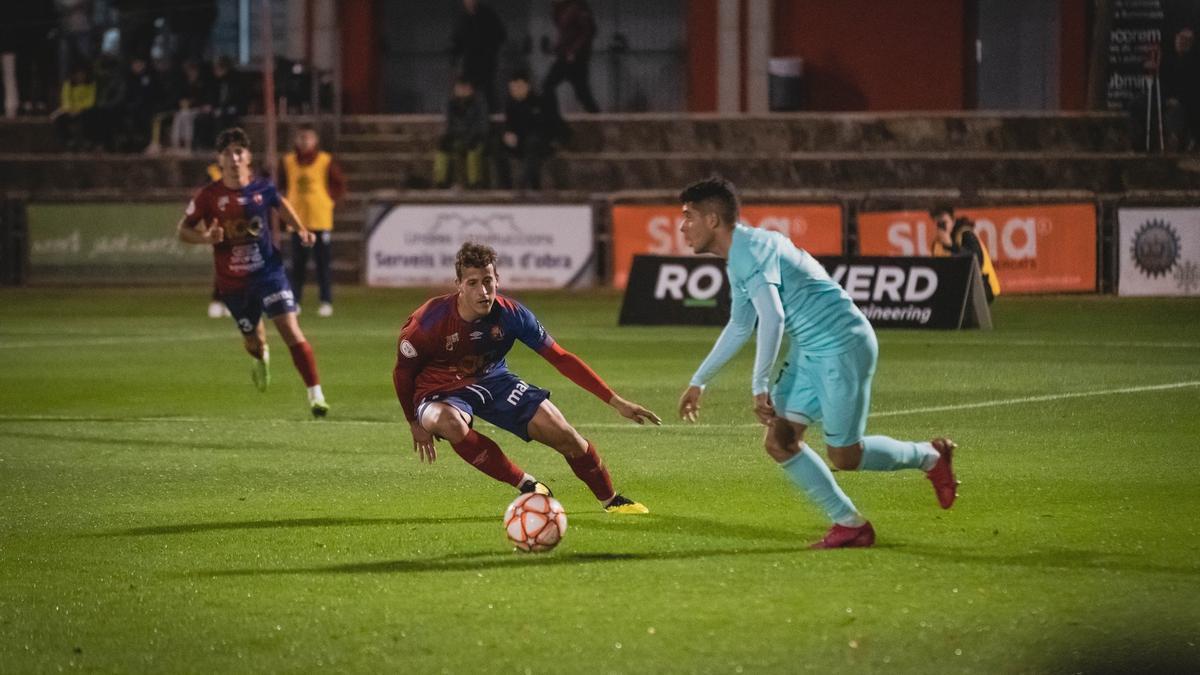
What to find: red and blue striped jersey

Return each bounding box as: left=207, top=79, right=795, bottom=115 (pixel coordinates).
left=182, top=179, right=284, bottom=292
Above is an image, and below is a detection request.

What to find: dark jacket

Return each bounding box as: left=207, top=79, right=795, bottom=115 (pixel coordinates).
left=504, top=89, right=564, bottom=150
left=451, top=4, right=507, bottom=76
left=552, top=0, right=596, bottom=60
left=445, top=92, right=490, bottom=146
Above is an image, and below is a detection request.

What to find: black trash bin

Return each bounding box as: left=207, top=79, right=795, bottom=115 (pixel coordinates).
left=768, top=57, right=805, bottom=112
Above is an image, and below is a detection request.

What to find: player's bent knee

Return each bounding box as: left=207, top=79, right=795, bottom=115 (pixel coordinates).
left=827, top=444, right=863, bottom=471
left=423, top=405, right=469, bottom=442
left=763, top=436, right=795, bottom=463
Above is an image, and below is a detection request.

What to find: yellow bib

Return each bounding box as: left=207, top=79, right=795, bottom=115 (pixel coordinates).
left=284, top=151, right=335, bottom=231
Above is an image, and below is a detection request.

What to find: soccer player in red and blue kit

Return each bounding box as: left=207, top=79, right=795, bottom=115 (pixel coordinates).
left=177, top=128, right=330, bottom=418
left=393, top=242, right=661, bottom=513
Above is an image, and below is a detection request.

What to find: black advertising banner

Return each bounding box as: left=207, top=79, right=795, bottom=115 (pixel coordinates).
left=618, top=255, right=731, bottom=326
left=1103, top=0, right=1164, bottom=112
left=619, top=255, right=990, bottom=330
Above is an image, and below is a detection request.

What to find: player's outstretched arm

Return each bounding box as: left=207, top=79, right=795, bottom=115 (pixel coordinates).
left=679, top=385, right=703, bottom=423
left=276, top=196, right=314, bottom=246
left=608, top=393, right=662, bottom=426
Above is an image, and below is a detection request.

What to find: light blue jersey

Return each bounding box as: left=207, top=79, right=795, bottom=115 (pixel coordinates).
left=725, top=224, right=871, bottom=356
left=690, top=224, right=877, bottom=446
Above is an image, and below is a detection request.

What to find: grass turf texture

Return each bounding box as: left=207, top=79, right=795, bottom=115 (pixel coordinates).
left=1, top=287, right=1198, bottom=673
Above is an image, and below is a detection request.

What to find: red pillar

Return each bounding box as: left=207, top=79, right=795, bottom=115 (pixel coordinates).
left=339, top=0, right=381, bottom=113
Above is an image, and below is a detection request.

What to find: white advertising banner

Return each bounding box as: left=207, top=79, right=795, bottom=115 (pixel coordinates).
left=366, top=204, right=595, bottom=288
left=1118, top=208, right=1200, bottom=296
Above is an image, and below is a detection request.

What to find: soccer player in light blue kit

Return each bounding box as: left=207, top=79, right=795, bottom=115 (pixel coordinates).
left=675, top=178, right=959, bottom=548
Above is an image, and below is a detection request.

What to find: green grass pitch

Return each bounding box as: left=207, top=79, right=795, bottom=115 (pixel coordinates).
left=1, top=287, right=1198, bottom=673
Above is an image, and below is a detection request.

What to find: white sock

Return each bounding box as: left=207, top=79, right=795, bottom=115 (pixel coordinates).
left=307, top=384, right=324, bottom=403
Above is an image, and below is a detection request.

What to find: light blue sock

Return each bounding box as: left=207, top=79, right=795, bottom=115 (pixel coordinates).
left=780, top=444, right=864, bottom=527
left=859, top=435, right=938, bottom=472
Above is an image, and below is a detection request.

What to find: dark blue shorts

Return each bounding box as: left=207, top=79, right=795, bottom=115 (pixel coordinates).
left=417, top=371, right=551, bottom=442
left=219, top=271, right=297, bottom=335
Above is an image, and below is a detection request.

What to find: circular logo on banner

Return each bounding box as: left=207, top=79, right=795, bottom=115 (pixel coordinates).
left=1132, top=219, right=1181, bottom=278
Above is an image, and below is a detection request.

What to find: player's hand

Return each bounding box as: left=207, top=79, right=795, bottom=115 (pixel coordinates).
left=203, top=223, right=224, bottom=244
left=410, top=421, right=436, bottom=463
left=297, top=230, right=316, bottom=247
left=678, top=385, right=703, bottom=423
left=753, top=392, right=775, bottom=426
left=610, top=395, right=662, bottom=426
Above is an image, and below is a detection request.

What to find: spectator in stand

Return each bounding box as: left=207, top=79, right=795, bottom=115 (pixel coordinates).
left=280, top=124, right=347, bottom=317
left=165, top=59, right=210, bottom=153
left=434, top=76, right=490, bottom=189
left=123, top=56, right=161, bottom=150
left=1, top=4, right=60, bottom=118
left=496, top=68, right=563, bottom=190
left=55, top=0, right=95, bottom=82
left=145, top=55, right=183, bottom=154
left=1161, top=26, right=1198, bottom=152
left=929, top=205, right=1000, bottom=304
left=116, top=0, right=159, bottom=62
left=91, top=53, right=127, bottom=150
left=168, top=0, right=217, bottom=63
left=543, top=0, right=599, bottom=113
left=450, top=0, right=507, bottom=112
left=51, top=64, right=96, bottom=150
left=198, top=56, right=246, bottom=147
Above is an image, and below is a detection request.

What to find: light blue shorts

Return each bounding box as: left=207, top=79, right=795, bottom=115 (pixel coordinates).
left=772, top=331, right=878, bottom=447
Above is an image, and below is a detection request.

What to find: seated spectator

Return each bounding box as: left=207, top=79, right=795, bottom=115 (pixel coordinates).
left=122, top=56, right=161, bottom=151
left=495, top=68, right=564, bottom=190
left=433, top=76, right=489, bottom=189
left=197, top=56, right=246, bottom=147
left=167, top=60, right=211, bottom=153
left=51, top=64, right=96, bottom=150
left=91, top=54, right=127, bottom=151
left=929, top=205, right=1000, bottom=304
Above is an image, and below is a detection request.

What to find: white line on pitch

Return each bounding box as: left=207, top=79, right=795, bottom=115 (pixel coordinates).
left=1, top=380, right=1196, bottom=429
left=0, top=334, right=227, bottom=349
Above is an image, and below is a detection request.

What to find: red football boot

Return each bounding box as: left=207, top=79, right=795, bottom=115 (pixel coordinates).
left=810, top=521, right=876, bottom=549
left=926, top=437, right=959, bottom=509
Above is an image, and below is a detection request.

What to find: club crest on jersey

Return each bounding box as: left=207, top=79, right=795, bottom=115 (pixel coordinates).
left=490, top=325, right=505, bottom=341
left=469, top=330, right=484, bottom=341
left=217, top=195, right=229, bottom=211
left=252, top=193, right=264, bottom=205
left=445, top=333, right=460, bottom=351
left=399, top=339, right=417, bottom=359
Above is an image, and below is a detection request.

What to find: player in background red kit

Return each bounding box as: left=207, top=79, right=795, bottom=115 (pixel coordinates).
left=177, top=128, right=330, bottom=418
left=393, top=242, right=660, bottom=513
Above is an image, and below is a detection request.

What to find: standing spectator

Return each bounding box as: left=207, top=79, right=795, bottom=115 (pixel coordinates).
left=116, top=0, right=158, bottom=61
left=496, top=68, right=564, bottom=190
left=55, top=0, right=95, bottom=81
left=0, top=3, right=57, bottom=117
left=167, top=0, right=217, bottom=63
left=450, top=0, right=507, bottom=112
left=145, top=55, right=182, bottom=154
left=542, top=0, right=599, bottom=113
left=929, top=205, right=1000, bottom=304
left=51, top=64, right=96, bottom=150
left=1161, top=27, right=1199, bottom=152
left=434, top=77, right=490, bottom=189
left=280, top=124, right=346, bottom=317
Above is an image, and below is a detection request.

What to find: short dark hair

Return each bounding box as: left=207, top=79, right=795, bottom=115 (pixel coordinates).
left=296, top=122, right=318, bottom=134
left=679, top=176, right=740, bottom=226
left=508, top=67, right=532, bottom=84
left=929, top=203, right=955, bottom=220
left=456, top=241, right=498, bottom=280
left=216, top=127, right=251, bottom=152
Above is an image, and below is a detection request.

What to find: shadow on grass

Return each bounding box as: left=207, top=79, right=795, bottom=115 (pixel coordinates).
left=886, top=542, right=1200, bottom=578
left=198, top=544, right=814, bottom=577
left=97, top=515, right=498, bottom=537
left=99, top=512, right=803, bottom=544
left=3, top=429, right=262, bottom=453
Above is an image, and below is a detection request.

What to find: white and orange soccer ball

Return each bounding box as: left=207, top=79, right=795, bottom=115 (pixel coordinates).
left=504, top=493, right=567, bottom=552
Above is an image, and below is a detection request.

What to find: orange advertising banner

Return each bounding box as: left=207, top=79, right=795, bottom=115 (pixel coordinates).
left=610, top=204, right=843, bottom=288
left=857, top=204, right=1097, bottom=293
